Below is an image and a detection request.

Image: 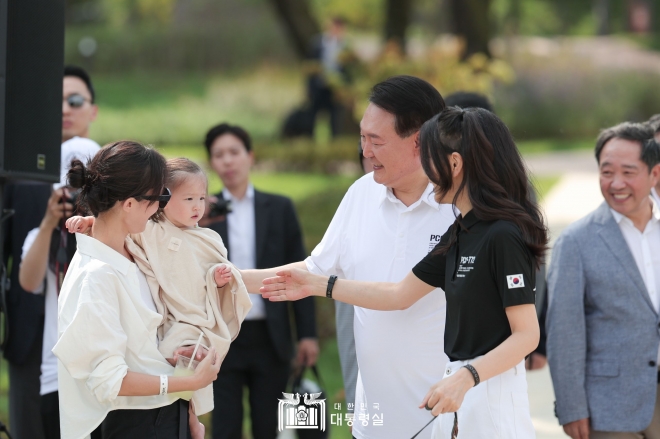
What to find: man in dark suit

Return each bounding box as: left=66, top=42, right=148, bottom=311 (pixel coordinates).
left=201, top=123, right=319, bottom=439
left=2, top=65, right=99, bottom=439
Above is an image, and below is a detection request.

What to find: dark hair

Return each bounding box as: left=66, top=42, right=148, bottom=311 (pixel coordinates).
left=204, top=123, right=252, bottom=156
left=67, top=140, right=167, bottom=216
left=369, top=75, right=445, bottom=138
left=444, top=92, right=494, bottom=113
left=419, top=107, right=547, bottom=266
left=64, top=65, right=95, bottom=103
left=594, top=122, right=657, bottom=170
left=647, top=114, right=660, bottom=134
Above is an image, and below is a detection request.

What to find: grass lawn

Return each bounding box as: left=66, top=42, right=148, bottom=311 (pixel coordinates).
left=88, top=69, right=593, bottom=159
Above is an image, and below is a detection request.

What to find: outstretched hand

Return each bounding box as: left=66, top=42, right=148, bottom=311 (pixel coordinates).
left=260, top=268, right=322, bottom=301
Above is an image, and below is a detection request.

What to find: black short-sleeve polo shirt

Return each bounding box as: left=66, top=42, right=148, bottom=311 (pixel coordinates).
left=412, top=211, right=536, bottom=361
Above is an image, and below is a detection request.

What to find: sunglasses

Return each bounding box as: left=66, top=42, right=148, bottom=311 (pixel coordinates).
left=135, top=187, right=171, bottom=209
left=64, top=94, right=89, bottom=108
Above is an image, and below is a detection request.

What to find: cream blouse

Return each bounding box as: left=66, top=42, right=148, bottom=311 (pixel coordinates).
left=53, top=233, right=178, bottom=439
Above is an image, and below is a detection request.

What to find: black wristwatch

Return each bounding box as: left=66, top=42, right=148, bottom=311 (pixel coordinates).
left=326, top=275, right=338, bottom=299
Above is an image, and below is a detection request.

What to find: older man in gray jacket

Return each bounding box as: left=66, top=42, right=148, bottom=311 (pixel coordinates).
left=547, top=122, right=660, bottom=439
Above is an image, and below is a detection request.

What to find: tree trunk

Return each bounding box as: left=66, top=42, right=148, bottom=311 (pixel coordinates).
left=449, top=0, right=492, bottom=58
left=267, top=0, right=321, bottom=59
left=384, top=0, right=414, bottom=50
left=593, top=0, right=610, bottom=35
left=509, top=0, right=521, bottom=35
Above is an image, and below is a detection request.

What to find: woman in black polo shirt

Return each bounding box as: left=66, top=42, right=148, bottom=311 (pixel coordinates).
left=261, top=107, right=547, bottom=438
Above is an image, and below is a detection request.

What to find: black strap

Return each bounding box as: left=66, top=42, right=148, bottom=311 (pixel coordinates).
left=179, top=399, right=188, bottom=439
left=291, top=364, right=325, bottom=391
left=410, top=415, right=436, bottom=439
left=462, top=364, right=480, bottom=386
left=326, top=275, right=337, bottom=299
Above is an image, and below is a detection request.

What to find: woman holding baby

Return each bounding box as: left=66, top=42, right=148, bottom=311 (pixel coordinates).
left=53, top=141, right=232, bottom=439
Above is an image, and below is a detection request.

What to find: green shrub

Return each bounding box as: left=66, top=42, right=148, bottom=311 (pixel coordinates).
left=495, top=64, right=660, bottom=140
left=65, top=23, right=294, bottom=73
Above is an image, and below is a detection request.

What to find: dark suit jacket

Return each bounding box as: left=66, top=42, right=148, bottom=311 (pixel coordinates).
left=2, top=182, right=51, bottom=364
left=207, top=189, right=316, bottom=362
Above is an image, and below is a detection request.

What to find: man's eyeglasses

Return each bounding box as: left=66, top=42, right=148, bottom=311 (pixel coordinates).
left=135, top=187, right=171, bottom=209
left=64, top=94, right=90, bottom=109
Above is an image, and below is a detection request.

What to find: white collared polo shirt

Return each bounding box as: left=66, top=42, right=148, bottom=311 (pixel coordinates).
left=305, top=173, right=455, bottom=439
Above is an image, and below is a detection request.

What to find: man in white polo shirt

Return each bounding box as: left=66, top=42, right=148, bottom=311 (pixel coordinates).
left=244, top=75, right=454, bottom=438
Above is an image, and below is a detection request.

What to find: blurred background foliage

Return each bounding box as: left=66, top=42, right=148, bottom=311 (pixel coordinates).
left=63, top=0, right=660, bottom=143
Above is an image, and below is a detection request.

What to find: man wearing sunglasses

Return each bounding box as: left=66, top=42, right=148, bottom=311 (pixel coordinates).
left=62, top=65, right=98, bottom=143
left=3, top=65, right=100, bottom=439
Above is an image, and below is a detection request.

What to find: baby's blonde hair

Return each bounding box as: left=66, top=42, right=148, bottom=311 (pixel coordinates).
left=151, top=157, right=207, bottom=222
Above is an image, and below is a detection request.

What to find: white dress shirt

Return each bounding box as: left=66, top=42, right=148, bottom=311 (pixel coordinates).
left=305, top=174, right=455, bottom=439
left=611, top=198, right=660, bottom=361
left=222, top=185, right=265, bottom=320
left=53, top=233, right=178, bottom=439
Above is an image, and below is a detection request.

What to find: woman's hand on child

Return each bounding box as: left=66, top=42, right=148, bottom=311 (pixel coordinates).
left=419, top=367, right=474, bottom=416
left=214, top=264, right=232, bottom=288
left=65, top=215, right=94, bottom=234
left=192, top=347, right=221, bottom=390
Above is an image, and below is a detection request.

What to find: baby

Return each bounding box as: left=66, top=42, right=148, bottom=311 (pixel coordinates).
left=67, top=157, right=252, bottom=415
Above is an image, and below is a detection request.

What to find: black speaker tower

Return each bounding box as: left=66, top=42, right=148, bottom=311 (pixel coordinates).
left=0, top=0, right=65, bottom=182
left=0, top=1, right=65, bottom=437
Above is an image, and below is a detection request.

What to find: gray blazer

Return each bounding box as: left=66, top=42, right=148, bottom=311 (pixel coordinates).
left=547, top=201, right=660, bottom=432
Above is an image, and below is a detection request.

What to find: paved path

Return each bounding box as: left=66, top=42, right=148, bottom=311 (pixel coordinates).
left=524, top=150, right=597, bottom=178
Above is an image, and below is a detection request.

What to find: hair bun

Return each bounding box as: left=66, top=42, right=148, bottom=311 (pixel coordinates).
left=66, top=158, right=87, bottom=189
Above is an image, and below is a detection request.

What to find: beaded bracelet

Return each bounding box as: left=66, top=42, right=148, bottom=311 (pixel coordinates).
left=462, top=364, right=480, bottom=386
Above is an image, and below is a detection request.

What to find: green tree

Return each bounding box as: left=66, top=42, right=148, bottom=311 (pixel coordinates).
left=384, top=0, right=414, bottom=47
left=267, top=0, right=321, bottom=59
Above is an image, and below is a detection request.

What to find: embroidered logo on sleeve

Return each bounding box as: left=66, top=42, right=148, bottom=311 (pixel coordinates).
left=168, top=237, right=182, bottom=251
left=506, top=274, right=525, bottom=289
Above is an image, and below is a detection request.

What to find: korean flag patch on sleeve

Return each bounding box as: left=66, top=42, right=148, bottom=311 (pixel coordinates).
left=506, top=274, right=525, bottom=289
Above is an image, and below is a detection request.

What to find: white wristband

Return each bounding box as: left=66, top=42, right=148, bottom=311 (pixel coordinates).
left=159, top=375, right=168, bottom=396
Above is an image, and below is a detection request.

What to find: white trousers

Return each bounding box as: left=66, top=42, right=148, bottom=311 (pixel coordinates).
left=431, top=359, right=535, bottom=439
